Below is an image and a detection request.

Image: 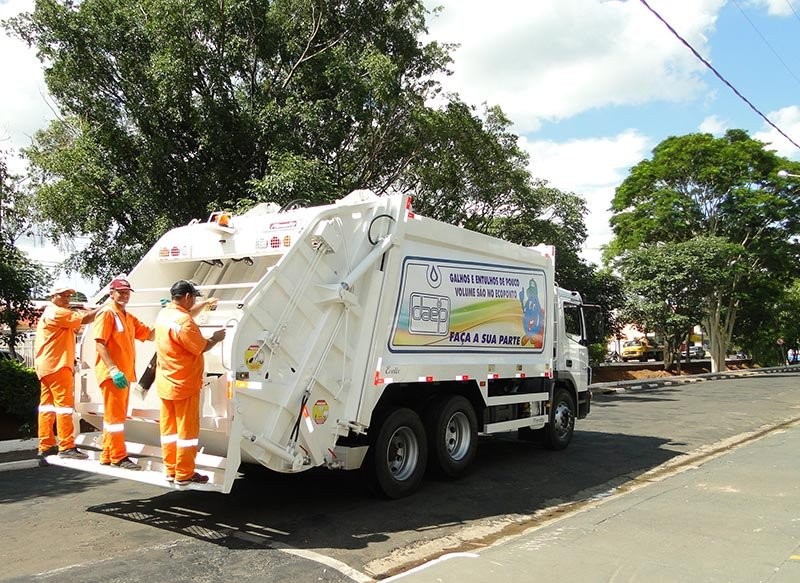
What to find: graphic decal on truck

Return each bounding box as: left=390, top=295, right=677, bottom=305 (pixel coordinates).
left=390, top=258, right=547, bottom=353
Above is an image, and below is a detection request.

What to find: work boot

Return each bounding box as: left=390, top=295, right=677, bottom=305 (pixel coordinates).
left=37, top=446, right=59, bottom=466
left=111, top=457, right=141, bottom=471
left=37, top=446, right=58, bottom=458
left=176, top=473, right=209, bottom=486
left=58, top=448, right=89, bottom=460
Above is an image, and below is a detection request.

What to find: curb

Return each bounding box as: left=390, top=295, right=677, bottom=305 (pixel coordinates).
left=0, top=438, right=37, bottom=454
left=590, top=365, right=796, bottom=394
left=0, top=459, right=39, bottom=472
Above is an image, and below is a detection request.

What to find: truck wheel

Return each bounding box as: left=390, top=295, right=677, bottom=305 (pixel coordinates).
left=425, top=395, right=477, bottom=478
left=542, top=388, right=575, bottom=451
left=365, top=408, right=427, bottom=499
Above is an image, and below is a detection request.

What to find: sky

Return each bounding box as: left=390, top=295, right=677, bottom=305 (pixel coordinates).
left=2, top=0, right=800, bottom=271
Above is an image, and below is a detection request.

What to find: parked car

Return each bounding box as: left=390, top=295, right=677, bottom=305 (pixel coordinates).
left=688, top=345, right=706, bottom=359
left=621, top=338, right=663, bottom=362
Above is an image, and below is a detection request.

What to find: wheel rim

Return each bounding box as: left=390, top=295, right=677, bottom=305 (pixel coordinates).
left=443, top=411, right=471, bottom=461
left=552, top=401, right=573, bottom=440
left=386, top=426, right=419, bottom=481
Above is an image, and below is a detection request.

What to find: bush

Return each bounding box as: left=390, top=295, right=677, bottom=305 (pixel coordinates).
left=588, top=342, right=607, bottom=367
left=0, top=359, right=39, bottom=422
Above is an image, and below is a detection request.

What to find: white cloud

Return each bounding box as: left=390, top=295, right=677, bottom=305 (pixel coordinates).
left=753, top=105, right=800, bottom=158
left=425, top=0, right=724, bottom=133
left=0, top=0, right=52, bottom=168
left=698, top=114, right=729, bottom=135
left=521, top=129, right=652, bottom=264
left=746, top=0, right=795, bottom=16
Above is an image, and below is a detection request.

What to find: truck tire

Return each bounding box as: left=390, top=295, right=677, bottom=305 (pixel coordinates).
left=425, top=395, right=477, bottom=478
left=541, top=388, right=575, bottom=451
left=365, top=408, right=428, bottom=499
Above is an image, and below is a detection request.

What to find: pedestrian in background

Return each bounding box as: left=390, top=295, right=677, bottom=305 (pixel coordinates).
left=155, top=280, right=224, bottom=485
left=34, top=285, right=102, bottom=461
left=94, top=277, right=154, bottom=470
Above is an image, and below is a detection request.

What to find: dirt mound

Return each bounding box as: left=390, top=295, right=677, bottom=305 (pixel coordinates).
left=592, top=361, right=753, bottom=384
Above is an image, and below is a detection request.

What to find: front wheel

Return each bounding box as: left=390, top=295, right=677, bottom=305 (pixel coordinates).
left=425, top=395, right=478, bottom=478
left=542, top=388, right=576, bottom=450
left=364, top=408, right=427, bottom=499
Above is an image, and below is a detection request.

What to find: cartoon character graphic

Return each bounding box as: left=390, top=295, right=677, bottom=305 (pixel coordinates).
left=519, top=278, right=544, bottom=347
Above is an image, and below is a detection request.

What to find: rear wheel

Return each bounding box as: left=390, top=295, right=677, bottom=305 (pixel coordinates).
left=365, top=408, right=427, bottom=499
left=425, top=395, right=477, bottom=478
left=542, top=388, right=576, bottom=450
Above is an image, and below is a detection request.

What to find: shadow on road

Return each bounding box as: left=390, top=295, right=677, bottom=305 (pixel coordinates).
left=80, top=429, right=677, bottom=554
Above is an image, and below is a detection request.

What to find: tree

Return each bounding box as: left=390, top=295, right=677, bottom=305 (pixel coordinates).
left=7, top=0, right=602, bottom=303
left=617, top=238, right=743, bottom=370
left=0, top=154, right=49, bottom=354
left=607, top=130, right=800, bottom=371
left=731, top=277, right=800, bottom=366
left=6, top=0, right=453, bottom=281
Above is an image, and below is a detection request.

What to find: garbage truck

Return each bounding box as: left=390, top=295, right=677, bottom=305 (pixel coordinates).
left=47, top=190, right=592, bottom=498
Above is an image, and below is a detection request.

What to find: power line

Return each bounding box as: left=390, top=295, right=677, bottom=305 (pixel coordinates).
left=731, top=0, right=800, bottom=89
left=638, top=0, right=800, bottom=151
left=786, top=0, right=800, bottom=26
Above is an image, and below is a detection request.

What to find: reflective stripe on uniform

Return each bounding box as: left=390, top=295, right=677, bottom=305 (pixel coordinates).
left=177, top=438, right=199, bottom=448
left=55, top=407, right=74, bottom=415
left=103, top=422, right=125, bottom=433
left=39, top=405, right=57, bottom=413
left=160, top=434, right=178, bottom=444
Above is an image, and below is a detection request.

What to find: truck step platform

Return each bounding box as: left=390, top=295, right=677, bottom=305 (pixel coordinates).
left=41, top=432, right=239, bottom=493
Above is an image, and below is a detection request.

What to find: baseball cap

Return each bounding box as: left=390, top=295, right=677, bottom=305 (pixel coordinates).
left=110, top=277, right=134, bottom=292
left=49, top=285, right=75, bottom=297
left=170, top=280, right=203, bottom=298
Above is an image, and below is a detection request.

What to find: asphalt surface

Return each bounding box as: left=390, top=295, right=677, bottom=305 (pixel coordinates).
left=3, top=364, right=791, bottom=466
left=1, top=364, right=798, bottom=583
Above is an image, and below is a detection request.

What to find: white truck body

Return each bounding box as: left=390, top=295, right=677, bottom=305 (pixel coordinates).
left=51, top=191, right=591, bottom=497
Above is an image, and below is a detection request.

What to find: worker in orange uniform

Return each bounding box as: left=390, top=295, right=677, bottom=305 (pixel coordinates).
left=35, top=285, right=102, bottom=461
left=94, top=277, right=155, bottom=470
left=155, top=280, right=224, bottom=486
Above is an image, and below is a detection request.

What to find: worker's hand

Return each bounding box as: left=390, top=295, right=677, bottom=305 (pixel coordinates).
left=110, top=367, right=129, bottom=389
left=211, top=329, right=226, bottom=343
left=204, top=297, right=219, bottom=311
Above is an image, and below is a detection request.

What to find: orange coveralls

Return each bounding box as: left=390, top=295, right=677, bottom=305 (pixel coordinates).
left=94, top=305, right=153, bottom=464
left=34, top=304, right=84, bottom=453
left=155, top=304, right=207, bottom=481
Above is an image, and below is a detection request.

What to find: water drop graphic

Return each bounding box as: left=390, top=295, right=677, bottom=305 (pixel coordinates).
left=427, top=265, right=442, bottom=288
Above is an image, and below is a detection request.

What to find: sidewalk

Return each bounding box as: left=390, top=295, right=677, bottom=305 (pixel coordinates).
left=390, top=420, right=800, bottom=582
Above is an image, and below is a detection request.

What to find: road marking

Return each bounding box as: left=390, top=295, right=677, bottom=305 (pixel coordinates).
left=790, top=555, right=800, bottom=561
left=279, top=546, right=375, bottom=582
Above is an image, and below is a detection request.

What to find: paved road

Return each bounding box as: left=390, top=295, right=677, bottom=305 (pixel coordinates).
left=2, top=371, right=799, bottom=582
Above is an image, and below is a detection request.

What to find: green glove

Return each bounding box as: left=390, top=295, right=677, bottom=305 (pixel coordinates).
left=110, top=368, right=128, bottom=389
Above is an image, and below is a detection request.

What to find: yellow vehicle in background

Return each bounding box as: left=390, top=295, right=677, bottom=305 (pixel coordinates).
left=621, top=338, right=663, bottom=362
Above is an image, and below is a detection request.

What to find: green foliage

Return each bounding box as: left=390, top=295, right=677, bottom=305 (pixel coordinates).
left=5, top=0, right=599, bottom=299
left=0, top=359, right=39, bottom=430
left=6, top=0, right=453, bottom=280
left=587, top=342, right=607, bottom=367
left=607, top=130, right=800, bottom=369
left=734, top=278, right=800, bottom=366
left=617, top=237, right=745, bottom=368
left=0, top=154, right=50, bottom=351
